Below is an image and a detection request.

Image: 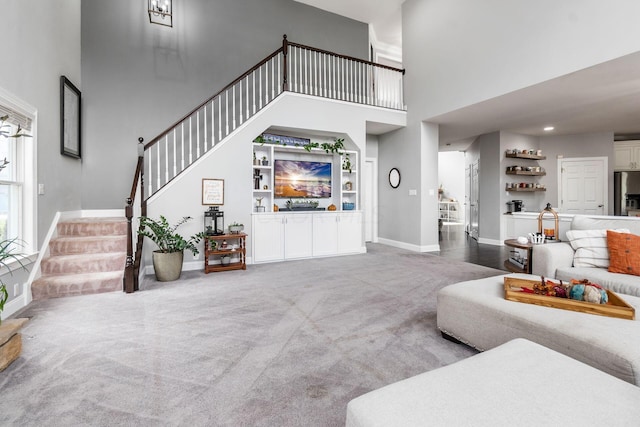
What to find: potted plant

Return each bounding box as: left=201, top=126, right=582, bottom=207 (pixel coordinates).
left=0, top=238, right=29, bottom=372
left=138, top=216, right=204, bottom=281
left=228, top=222, right=244, bottom=234
left=261, top=156, right=269, bottom=166
left=0, top=238, right=27, bottom=324
left=253, top=152, right=260, bottom=166
left=342, top=156, right=352, bottom=173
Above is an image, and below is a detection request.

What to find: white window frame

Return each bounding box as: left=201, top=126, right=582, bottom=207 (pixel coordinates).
left=0, top=86, right=37, bottom=257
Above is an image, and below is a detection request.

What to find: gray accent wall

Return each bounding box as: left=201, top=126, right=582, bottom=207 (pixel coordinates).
left=80, top=0, right=368, bottom=209
left=0, top=0, right=82, bottom=246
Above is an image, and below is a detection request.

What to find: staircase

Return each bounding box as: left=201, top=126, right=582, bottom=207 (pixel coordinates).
left=31, top=218, right=128, bottom=300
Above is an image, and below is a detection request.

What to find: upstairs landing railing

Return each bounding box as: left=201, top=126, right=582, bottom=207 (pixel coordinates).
left=124, top=35, right=405, bottom=293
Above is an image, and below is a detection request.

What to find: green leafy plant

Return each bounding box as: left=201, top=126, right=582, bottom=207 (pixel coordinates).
left=138, top=216, right=204, bottom=256
left=0, top=238, right=28, bottom=324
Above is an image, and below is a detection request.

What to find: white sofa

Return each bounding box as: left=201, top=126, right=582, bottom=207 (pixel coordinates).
left=532, top=215, right=640, bottom=297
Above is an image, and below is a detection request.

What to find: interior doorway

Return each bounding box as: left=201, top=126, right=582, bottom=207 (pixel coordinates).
left=469, top=159, right=479, bottom=240
left=559, top=157, right=608, bottom=215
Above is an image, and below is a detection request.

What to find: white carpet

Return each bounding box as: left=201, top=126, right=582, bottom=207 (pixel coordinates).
left=1, top=243, right=503, bottom=426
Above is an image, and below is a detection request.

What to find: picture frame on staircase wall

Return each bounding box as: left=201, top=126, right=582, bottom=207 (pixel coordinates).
left=60, top=76, right=81, bottom=159
left=202, top=178, right=224, bottom=205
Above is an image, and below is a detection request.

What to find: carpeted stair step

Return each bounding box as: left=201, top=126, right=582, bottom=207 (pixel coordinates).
left=57, top=217, right=127, bottom=237
left=41, top=252, right=127, bottom=275
left=34, top=217, right=128, bottom=300
left=31, top=271, right=124, bottom=300
left=49, top=235, right=127, bottom=256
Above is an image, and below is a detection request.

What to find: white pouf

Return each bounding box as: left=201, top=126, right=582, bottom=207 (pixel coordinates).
left=437, top=273, right=640, bottom=385
left=346, top=339, right=640, bottom=427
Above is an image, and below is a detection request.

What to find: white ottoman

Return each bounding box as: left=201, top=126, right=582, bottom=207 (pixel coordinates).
left=437, top=273, right=640, bottom=385
left=346, top=339, right=640, bottom=427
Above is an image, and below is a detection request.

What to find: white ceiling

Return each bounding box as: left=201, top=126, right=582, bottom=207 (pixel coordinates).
left=295, top=1, right=640, bottom=149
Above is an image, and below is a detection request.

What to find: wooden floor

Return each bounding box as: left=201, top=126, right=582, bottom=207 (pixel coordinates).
left=431, top=223, right=510, bottom=271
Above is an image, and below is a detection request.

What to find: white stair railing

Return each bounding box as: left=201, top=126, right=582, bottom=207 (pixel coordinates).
left=141, top=35, right=404, bottom=202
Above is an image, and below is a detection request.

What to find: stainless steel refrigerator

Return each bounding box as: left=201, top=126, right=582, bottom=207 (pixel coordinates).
left=614, top=171, right=640, bottom=216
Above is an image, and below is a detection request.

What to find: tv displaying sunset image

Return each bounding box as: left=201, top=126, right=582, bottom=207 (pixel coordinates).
left=274, top=160, right=332, bottom=198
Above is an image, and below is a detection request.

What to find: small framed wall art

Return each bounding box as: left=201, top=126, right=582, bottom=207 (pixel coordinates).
left=202, top=178, right=224, bottom=205
left=60, top=76, right=81, bottom=159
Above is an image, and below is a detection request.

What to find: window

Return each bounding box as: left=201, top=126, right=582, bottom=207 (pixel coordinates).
left=0, top=87, right=36, bottom=254
left=0, top=120, right=22, bottom=241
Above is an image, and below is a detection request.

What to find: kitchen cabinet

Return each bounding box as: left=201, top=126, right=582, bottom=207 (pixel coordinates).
left=614, top=141, right=640, bottom=170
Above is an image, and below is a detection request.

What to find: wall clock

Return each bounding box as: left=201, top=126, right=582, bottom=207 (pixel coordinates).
left=389, top=168, right=401, bottom=188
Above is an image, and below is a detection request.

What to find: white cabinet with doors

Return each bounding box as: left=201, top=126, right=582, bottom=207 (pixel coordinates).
left=614, top=141, right=640, bottom=171
left=311, top=212, right=363, bottom=256
left=252, top=211, right=363, bottom=263
left=252, top=214, right=284, bottom=263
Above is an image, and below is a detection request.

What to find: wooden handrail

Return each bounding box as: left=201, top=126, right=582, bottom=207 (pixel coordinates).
left=124, top=150, right=145, bottom=293
left=287, top=40, right=405, bottom=74
left=144, top=47, right=284, bottom=151
left=128, top=156, right=144, bottom=204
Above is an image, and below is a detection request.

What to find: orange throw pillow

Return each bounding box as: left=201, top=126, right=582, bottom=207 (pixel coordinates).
left=607, top=230, right=640, bottom=276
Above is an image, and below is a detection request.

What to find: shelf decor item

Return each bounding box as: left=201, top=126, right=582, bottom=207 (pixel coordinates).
left=204, top=206, right=224, bottom=236
left=228, top=222, right=244, bottom=234
left=538, top=203, right=560, bottom=242
left=202, top=178, right=224, bottom=205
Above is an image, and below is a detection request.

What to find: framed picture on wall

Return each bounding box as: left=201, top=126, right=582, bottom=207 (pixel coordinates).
left=202, top=178, right=224, bottom=205
left=60, top=76, right=81, bottom=159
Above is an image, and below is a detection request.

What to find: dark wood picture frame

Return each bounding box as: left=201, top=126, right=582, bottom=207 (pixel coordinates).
left=60, top=76, right=81, bottom=159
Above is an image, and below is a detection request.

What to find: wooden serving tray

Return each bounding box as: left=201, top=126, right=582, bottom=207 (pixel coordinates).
left=504, top=276, right=636, bottom=320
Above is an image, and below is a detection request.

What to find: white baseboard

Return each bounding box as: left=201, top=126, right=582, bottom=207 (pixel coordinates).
left=1, top=289, right=29, bottom=320
left=378, top=237, right=440, bottom=253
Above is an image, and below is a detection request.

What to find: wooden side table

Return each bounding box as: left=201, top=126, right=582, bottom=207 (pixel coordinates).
left=204, top=233, right=247, bottom=273
left=503, top=238, right=534, bottom=274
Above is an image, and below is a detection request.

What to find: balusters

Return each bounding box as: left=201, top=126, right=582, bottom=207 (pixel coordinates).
left=245, top=75, right=250, bottom=121
left=188, top=116, right=193, bottom=165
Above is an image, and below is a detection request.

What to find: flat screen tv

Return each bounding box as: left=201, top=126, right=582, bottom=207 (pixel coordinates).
left=274, top=160, right=332, bottom=198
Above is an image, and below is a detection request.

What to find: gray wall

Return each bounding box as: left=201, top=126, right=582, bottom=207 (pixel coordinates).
left=501, top=132, right=543, bottom=213
left=402, top=0, right=640, bottom=120
left=0, top=0, right=82, bottom=246
left=0, top=0, right=81, bottom=309
left=81, top=0, right=368, bottom=209
left=539, top=131, right=615, bottom=214
left=390, top=0, right=640, bottom=250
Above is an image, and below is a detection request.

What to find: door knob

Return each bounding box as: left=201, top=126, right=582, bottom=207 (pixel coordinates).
left=598, top=204, right=604, bottom=208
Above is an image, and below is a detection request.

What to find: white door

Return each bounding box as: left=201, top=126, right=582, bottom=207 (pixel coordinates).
left=559, top=157, right=607, bottom=215
left=363, top=159, right=377, bottom=242
left=469, top=160, right=479, bottom=240
left=465, top=165, right=471, bottom=233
